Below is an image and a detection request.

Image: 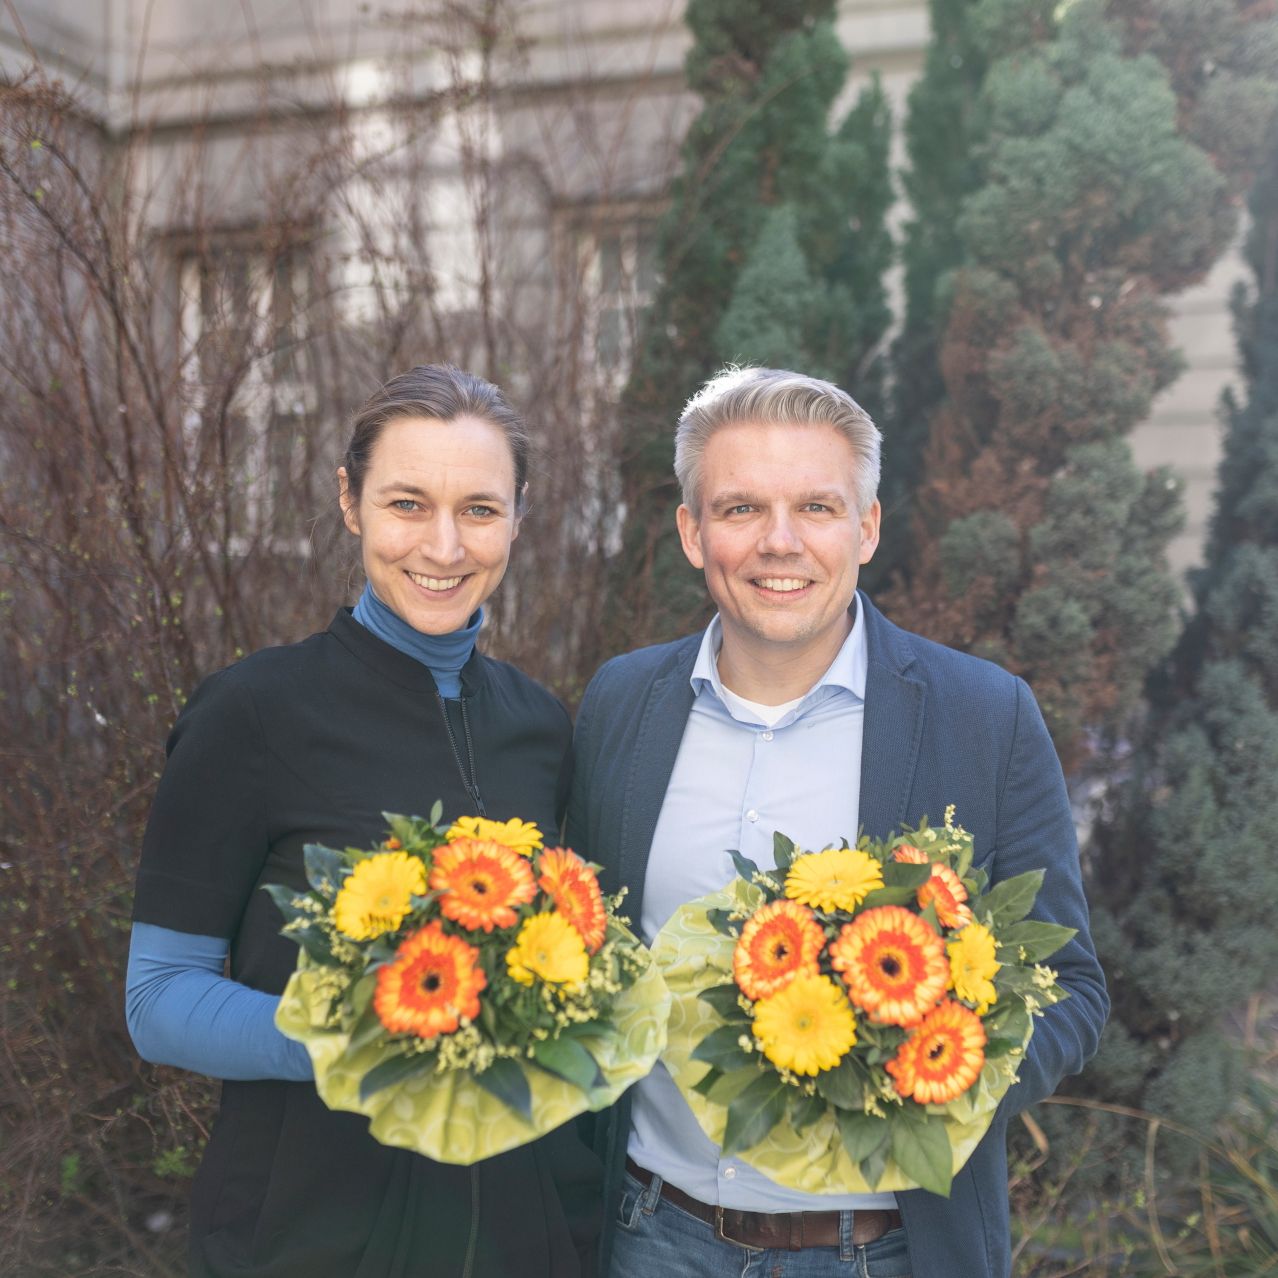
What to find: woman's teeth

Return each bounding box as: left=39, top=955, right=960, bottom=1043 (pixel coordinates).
left=407, top=571, right=464, bottom=591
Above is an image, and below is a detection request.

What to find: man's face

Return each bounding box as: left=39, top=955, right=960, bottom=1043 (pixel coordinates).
left=676, top=419, right=880, bottom=670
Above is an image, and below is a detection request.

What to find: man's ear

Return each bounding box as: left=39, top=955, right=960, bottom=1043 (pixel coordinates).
left=338, top=468, right=360, bottom=536
left=676, top=502, right=705, bottom=570
left=858, top=499, right=881, bottom=565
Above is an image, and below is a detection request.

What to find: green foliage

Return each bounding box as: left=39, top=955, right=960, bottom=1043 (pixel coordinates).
left=1083, top=114, right=1278, bottom=1147
left=604, top=0, right=894, bottom=651
left=886, top=0, right=1278, bottom=767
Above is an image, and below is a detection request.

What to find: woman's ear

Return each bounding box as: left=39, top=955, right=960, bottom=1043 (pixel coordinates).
left=512, top=482, right=528, bottom=540
left=338, top=468, right=360, bottom=535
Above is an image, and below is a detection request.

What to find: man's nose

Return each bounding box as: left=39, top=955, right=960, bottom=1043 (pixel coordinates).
left=757, top=510, right=803, bottom=555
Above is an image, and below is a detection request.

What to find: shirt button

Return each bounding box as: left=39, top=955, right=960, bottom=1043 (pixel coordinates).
left=723, top=1167, right=737, bottom=1179
left=746, top=810, right=759, bottom=823
left=761, top=730, right=773, bottom=741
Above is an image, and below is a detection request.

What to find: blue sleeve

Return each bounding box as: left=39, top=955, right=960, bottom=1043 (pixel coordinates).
left=125, top=921, right=313, bottom=1082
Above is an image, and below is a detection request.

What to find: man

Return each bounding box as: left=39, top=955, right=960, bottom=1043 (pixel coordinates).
left=568, top=367, right=1108, bottom=1277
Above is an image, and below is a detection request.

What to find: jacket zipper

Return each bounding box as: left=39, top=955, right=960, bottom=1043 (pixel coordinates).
left=437, top=693, right=485, bottom=815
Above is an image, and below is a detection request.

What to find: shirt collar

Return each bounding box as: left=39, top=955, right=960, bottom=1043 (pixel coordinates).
left=690, top=591, right=867, bottom=706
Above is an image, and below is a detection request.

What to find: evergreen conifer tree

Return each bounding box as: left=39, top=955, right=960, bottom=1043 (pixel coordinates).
left=883, top=0, right=1278, bottom=767
left=601, top=0, right=893, bottom=654
left=868, top=0, right=987, bottom=592
left=1084, top=122, right=1278, bottom=1138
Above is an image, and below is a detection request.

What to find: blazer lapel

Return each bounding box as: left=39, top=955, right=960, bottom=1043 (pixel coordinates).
left=858, top=595, right=927, bottom=840
left=618, top=642, right=698, bottom=922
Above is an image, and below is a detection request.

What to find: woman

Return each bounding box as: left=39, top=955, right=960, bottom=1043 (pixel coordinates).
left=126, top=366, right=601, bottom=1278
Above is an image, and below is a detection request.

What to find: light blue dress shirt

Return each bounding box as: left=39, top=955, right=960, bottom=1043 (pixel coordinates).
left=628, top=600, right=898, bottom=1211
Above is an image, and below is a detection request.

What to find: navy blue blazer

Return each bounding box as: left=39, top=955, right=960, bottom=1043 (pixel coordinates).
left=566, top=592, right=1108, bottom=1278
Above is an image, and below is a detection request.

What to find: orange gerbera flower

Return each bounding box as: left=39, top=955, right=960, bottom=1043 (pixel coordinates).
left=733, top=899, right=826, bottom=1001
left=429, top=839, right=537, bottom=932
left=885, top=998, right=986, bottom=1104
left=538, top=848, right=607, bottom=953
left=892, top=843, right=930, bottom=864
left=917, top=864, right=974, bottom=930
left=829, top=905, right=949, bottom=1027
left=374, top=922, right=486, bottom=1038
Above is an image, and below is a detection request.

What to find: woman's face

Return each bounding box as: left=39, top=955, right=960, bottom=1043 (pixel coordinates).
left=339, top=414, right=521, bottom=635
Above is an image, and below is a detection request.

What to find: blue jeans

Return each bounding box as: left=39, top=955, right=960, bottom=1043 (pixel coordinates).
left=610, top=1171, right=912, bottom=1277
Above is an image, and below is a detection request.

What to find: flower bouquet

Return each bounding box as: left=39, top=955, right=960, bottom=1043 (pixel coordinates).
left=269, top=807, right=670, bottom=1164
left=652, top=810, right=1073, bottom=1196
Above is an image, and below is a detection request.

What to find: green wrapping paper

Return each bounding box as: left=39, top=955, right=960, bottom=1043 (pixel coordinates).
left=653, top=878, right=1028, bottom=1193
left=276, top=929, right=671, bottom=1165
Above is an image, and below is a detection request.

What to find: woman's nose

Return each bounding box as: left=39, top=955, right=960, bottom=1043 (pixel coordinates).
left=423, top=514, right=465, bottom=564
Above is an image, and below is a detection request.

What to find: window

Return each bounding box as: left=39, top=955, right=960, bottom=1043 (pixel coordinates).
left=176, top=233, right=319, bottom=553
left=564, top=203, right=661, bottom=399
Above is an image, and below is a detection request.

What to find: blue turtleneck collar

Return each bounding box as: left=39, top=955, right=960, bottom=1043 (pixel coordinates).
left=351, top=583, right=482, bottom=698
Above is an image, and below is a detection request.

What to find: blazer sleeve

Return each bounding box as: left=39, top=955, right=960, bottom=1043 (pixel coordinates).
left=995, top=677, right=1109, bottom=1114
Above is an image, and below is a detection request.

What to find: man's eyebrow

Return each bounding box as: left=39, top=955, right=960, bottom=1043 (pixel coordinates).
left=706, top=490, right=849, bottom=509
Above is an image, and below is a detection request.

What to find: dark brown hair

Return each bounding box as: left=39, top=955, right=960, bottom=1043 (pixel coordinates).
left=343, top=364, right=530, bottom=512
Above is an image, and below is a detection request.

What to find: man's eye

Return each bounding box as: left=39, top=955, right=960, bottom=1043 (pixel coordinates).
left=802, top=503, right=831, bottom=513
left=465, top=504, right=498, bottom=518
left=391, top=499, right=419, bottom=512
left=726, top=504, right=755, bottom=516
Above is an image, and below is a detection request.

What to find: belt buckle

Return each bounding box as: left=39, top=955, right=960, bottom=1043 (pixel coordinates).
left=713, top=1205, right=746, bottom=1248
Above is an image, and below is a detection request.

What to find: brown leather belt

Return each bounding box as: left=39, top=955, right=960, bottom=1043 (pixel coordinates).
left=624, top=1157, right=902, bottom=1252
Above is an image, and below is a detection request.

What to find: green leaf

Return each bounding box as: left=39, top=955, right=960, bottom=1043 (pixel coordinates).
left=788, top=1091, right=827, bottom=1131
left=429, top=800, right=444, bottom=828
left=358, top=1052, right=422, bottom=1101
left=858, top=884, right=919, bottom=909
left=261, top=882, right=308, bottom=922
left=303, top=842, right=348, bottom=894
left=348, top=971, right=377, bottom=1021
left=701, top=1067, right=760, bottom=1107
left=861, top=1141, right=891, bottom=1192
left=881, top=861, right=932, bottom=889
left=472, top=1057, right=532, bottom=1121
left=705, top=909, right=742, bottom=937
left=837, top=1109, right=890, bottom=1188
left=772, top=831, right=797, bottom=870
left=983, top=1036, right=1022, bottom=1059
left=979, top=870, right=1044, bottom=928
left=723, top=1073, right=790, bottom=1155
left=295, top=926, right=335, bottom=965
left=532, top=1037, right=605, bottom=1093
left=698, top=983, right=750, bottom=1022
left=890, top=1109, right=954, bottom=1197
left=691, top=1024, right=753, bottom=1071
left=692, top=1066, right=724, bottom=1098
left=995, top=920, right=1076, bottom=962
left=729, top=848, right=760, bottom=883
left=814, top=1055, right=865, bottom=1109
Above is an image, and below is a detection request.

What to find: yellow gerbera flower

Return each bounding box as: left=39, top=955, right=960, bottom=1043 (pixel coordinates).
left=784, top=846, right=884, bottom=913
left=506, top=912, right=589, bottom=987
left=333, top=851, right=427, bottom=940
left=947, top=921, right=1000, bottom=1014
left=445, top=816, right=543, bottom=857
left=751, top=973, right=858, bottom=1076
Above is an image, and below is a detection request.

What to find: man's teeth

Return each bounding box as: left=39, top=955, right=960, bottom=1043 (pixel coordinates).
left=756, top=578, right=808, bottom=592
left=408, top=571, right=464, bottom=591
